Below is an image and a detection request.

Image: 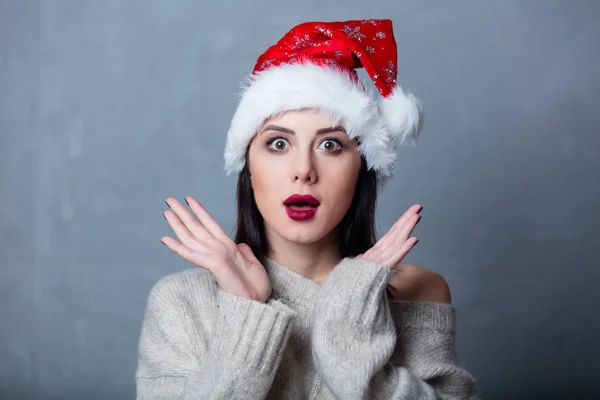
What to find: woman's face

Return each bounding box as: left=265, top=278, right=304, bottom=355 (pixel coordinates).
left=247, top=109, right=362, bottom=246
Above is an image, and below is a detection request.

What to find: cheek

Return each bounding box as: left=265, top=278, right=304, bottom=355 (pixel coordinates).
left=248, top=149, right=283, bottom=212
left=251, top=173, right=273, bottom=210
left=327, top=173, right=358, bottom=211
left=331, top=154, right=361, bottom=190
left=320, top=157, right=361, bottom=219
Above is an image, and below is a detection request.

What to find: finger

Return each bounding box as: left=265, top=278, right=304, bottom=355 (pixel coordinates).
left=185, top=196, right=232, bottom=243
left=383, top=204, right=423, bottom=239
left=165, top=198, right=212, bottom=241
left=374, top=213, right=420, bottom=261
left=374, top=219, right=420, bottom=267
left=160, top=236, right=212, bottom=272
left=396, top=204, right=422, bottom=229
left=391, top=236, right=419, bottom=266
left=237, top=243, right=261, bottom=267
left=396, top=214, right=422, bottom=243
left=164, top=210, right=204, bottom=252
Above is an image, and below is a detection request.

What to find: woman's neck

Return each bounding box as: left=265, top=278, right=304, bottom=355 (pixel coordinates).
left=265, top=227, right=342, bottom=284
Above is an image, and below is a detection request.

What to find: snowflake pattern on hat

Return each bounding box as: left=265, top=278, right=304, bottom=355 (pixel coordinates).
left=254, top=19, right=399, bottom=97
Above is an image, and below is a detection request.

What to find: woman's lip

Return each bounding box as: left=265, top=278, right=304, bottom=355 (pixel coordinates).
left=285, top=205, right=319, bottom=221
left=284, top=194, right=320, bottom=206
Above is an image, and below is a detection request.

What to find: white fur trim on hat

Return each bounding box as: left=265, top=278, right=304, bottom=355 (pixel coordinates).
left=224, top=62, right=420, bottom=181
left=379, top=86, right=423, bottom=146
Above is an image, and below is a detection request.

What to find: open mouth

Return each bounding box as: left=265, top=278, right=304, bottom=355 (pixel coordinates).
left=284, top=194, right=320, bottom=207
left=284, top=201, right=319, bottom=210
left=283, top=194, right=320, bottom=221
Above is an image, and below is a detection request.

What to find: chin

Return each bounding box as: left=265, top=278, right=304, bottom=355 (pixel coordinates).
left=268, top=220, right=330, bottom=245
left=280, top=228, right=326, bottom=245
left=262, top=207, right=342, bottom=246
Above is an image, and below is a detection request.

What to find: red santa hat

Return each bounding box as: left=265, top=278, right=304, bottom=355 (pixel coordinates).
left=224, top=19, right=422, bottom=181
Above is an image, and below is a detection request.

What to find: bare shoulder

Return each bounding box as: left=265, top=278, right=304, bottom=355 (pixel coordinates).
left=392, top=262, right=452, bottom=304
left=396, top=262, right=446, bottom=281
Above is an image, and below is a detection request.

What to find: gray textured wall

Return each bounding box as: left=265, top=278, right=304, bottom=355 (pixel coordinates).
left=1, top=1, right=599, bottom=399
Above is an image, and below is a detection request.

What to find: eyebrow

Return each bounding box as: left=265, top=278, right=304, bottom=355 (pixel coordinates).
left=260, top=125, right=347, bottom=135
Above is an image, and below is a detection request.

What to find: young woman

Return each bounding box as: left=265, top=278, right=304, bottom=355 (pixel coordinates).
left=136, top=20, right=480, bottom=399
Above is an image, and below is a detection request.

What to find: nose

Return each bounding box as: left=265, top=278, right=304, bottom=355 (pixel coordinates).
left=291, top=150, right=317, bottom=184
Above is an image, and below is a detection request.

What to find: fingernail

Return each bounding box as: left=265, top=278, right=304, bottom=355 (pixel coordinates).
left=184, top=198, right=189, bottom=206
left=165, top=199, right=171, bottom=208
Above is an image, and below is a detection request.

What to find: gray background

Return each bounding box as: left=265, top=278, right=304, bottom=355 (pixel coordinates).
left=1, top=0, right=599, bottom=399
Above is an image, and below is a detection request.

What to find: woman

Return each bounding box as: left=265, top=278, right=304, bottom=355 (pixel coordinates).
left=136, top=20, right=480, bottom=399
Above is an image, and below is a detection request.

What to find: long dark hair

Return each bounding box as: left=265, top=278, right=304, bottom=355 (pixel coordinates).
left=234, top=154, right=379, bottom=262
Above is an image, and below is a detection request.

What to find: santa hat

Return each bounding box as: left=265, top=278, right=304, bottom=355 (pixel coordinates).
left=224, top=19, right=422, bottom=181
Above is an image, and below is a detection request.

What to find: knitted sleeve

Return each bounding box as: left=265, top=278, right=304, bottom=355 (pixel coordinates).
left=135, top=272, right=296, bottom=399
left=388, top=301, right=481, bottom=399
left=311, top=257, right=479, bottom=400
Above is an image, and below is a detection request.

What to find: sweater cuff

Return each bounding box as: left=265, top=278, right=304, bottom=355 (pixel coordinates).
left=389, top=300, right=455, bottom=333
left=322, top=257, right=394, bottom=298
left=213, top=290, right=296, bottom=374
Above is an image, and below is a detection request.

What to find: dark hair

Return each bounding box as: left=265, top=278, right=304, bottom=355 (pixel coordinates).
left=234, top=155, right=378, bottom=262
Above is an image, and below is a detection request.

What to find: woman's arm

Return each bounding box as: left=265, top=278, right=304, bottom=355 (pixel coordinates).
left=386, top=262, right=479, bottom=396
left=389, top=300, right=480, bottom=399
left=312, top=257, right=479, bottom=399
left=136, top=272, right=296, bottom=400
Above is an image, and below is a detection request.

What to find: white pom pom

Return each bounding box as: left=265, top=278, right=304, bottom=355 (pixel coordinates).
left=379, top=85, right=423, bottom=145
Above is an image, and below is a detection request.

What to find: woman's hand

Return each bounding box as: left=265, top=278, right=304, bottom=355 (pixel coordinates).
left=357, top=203, right=423, bottom=269
left=161, top=196, right=271, bottom=303
left=356, top=203, right=451, bottom=303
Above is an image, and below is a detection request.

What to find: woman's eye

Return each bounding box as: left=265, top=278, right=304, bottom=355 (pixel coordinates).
left=268, top=138, right=290, bottom=151
left=319, top=139, right=342, bottom=152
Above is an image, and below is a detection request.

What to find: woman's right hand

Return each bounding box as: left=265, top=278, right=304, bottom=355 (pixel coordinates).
left=161, top=196, right=272, bottom=303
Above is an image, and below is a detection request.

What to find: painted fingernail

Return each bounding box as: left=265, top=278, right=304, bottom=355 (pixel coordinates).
left=184, top=198, right=189, bottom=206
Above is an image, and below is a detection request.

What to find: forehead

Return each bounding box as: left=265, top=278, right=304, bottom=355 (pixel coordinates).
left=261, top=108, right=342, bottom=130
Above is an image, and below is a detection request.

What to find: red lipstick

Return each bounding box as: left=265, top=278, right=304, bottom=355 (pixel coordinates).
left=284, top=194, right=320, bottom=221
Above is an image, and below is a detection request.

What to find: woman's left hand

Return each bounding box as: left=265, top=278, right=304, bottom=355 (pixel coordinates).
left=357, top=203, right=422, bottom=269
left=356, top=203, right=451, bottom=303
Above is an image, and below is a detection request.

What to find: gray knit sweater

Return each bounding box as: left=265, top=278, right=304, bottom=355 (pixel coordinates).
left=136, top=257, right=480, bottom=399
